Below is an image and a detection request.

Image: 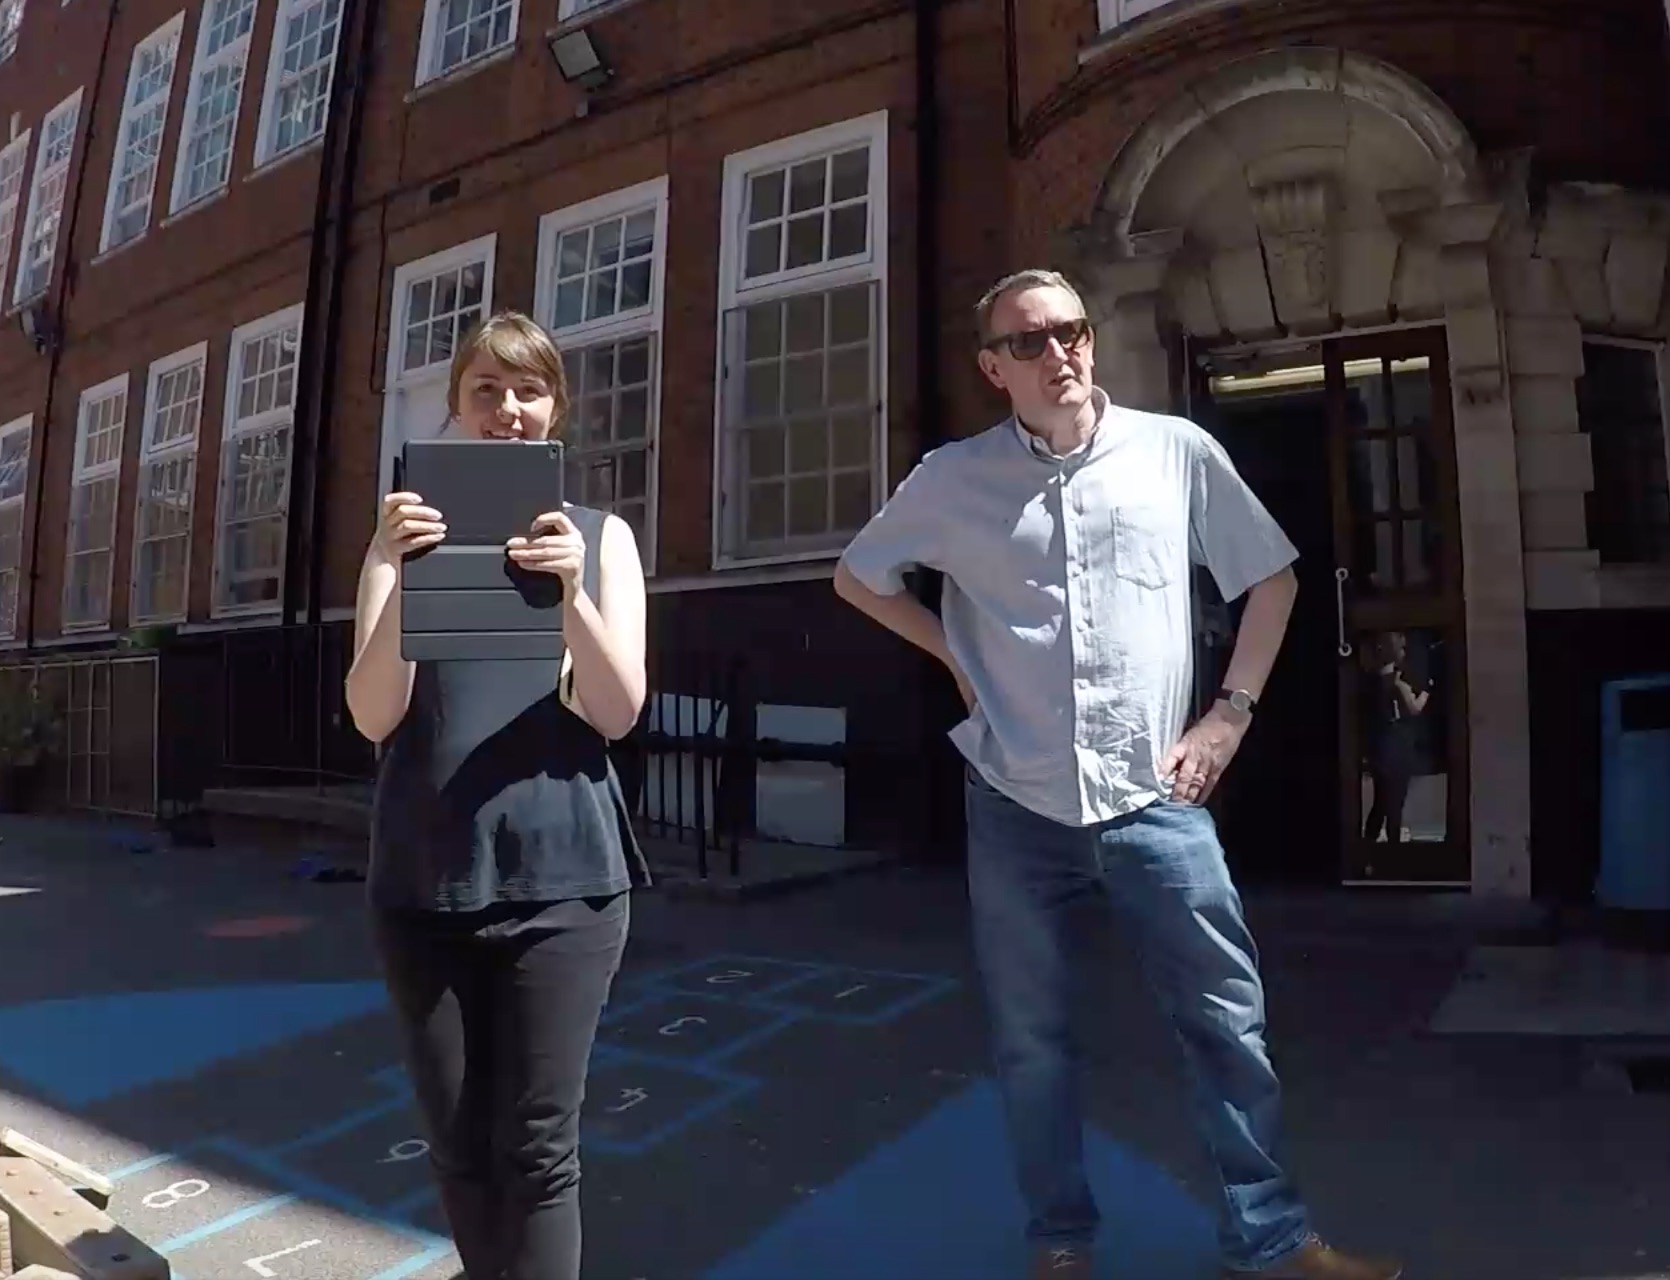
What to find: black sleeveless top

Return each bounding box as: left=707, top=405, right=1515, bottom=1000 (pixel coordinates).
left=367, top=503, right=651, bottom=913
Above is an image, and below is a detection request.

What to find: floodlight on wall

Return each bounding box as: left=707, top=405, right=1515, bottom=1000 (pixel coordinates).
left=18, top=303, right=57, bottom=355
left=547, top=27, right=613, bottom=93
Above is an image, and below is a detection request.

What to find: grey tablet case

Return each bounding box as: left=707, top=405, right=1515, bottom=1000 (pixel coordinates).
left=398, top=437, right=568, bottom=661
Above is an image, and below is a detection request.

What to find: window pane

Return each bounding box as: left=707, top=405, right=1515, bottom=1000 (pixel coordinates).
left=829, top=146, right=869, bottom=201
left=747, top=169, right=784, bottom=223
left=784, top=213, right=824, bottom=270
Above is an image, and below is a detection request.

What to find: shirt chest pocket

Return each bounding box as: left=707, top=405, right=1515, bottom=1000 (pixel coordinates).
left=1111, top=502, right=1182, bottom=590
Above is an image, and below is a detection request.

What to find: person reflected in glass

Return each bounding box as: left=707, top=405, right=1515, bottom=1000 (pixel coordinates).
left=1361, top=631, right=1428, bottom=845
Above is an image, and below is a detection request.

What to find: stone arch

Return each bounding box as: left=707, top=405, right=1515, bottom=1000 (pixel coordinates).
left=1060, top=45, right=1519, bottom=406
left=1096, top=46, right=1483, bottom=250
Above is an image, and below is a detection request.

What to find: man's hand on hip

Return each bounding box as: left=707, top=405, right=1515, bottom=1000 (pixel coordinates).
left=1162, top=705, right=1249, bottom=805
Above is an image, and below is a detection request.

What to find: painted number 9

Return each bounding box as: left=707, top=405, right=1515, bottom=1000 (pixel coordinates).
left=142, top=1179, right=210, bottom=1210
left=379, top=1138, right=429, bottom=1165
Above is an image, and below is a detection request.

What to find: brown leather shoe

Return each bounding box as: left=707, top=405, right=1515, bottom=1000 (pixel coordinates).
left=1224, top=1237, right=1403, bottom=1280
left=1029, top=1243, right=1094, bottom=1279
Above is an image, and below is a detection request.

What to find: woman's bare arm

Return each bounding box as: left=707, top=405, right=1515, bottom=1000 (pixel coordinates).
left=561, top=514, right=647, bottom=741
left=344, top=543, right=416, bottom=744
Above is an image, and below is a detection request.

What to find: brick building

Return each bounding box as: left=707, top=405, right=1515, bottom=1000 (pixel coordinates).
left=0, top=0, right=1664, bottom=904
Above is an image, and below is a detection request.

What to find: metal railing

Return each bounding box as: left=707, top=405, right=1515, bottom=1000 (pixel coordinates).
left=155, top=621, right=374, bottom=811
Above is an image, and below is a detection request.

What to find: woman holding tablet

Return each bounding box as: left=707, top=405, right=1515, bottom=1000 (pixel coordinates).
left=345, top=310, right=650, bottom=1280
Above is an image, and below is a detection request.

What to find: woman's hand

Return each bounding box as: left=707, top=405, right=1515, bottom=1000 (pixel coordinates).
left=508, top=510, right=585, bottom=589
left=375, top=491, right=446, bottom=562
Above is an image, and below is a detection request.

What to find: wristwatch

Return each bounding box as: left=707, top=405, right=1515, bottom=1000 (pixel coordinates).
left=1218, top=687, right=1257, bottom=715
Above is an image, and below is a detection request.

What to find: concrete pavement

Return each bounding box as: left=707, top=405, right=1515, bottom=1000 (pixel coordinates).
left=0, top=811, right=1668, bottom=1279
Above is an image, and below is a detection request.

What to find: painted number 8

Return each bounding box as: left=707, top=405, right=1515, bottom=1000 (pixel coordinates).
left=143, top=1179, right=210, bottom=1210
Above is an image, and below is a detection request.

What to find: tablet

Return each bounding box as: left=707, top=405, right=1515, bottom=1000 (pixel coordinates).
left=397, top=437, right=568, bottom=662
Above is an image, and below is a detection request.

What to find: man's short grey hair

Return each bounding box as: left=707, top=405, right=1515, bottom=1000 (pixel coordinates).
left=974, top=269, right=1087, bottom=344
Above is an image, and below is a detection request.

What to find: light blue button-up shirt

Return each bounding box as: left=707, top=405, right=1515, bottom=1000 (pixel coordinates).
left=840, top=387, right=1298, bottom=828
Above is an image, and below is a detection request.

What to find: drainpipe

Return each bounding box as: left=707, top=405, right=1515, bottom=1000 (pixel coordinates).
left=22, top=0, right=120, bottom=650
left=284, top=0, right=377, bottom=627
left=909, top=0, right=952, bottom=859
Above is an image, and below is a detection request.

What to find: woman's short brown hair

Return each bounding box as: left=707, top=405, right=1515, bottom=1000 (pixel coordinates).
left=446, top=310, right=570, bottom=428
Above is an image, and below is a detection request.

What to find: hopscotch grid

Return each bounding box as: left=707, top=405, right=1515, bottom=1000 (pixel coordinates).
left=204, top=1138, right=450, bottom=1248
left=266, top=1095, right=413, bottom=1157
left=154, top=1192, right=297, bottom=1253
left=85, top=951, right=959, bottom=1277
left=586, top=1076, right=762, bottom=1156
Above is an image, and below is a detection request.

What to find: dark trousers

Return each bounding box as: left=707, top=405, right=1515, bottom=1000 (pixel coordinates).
left=371, top=894, right=630, bottom=1280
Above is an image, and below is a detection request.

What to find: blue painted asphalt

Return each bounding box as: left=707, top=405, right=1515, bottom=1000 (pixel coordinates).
left=0, top=963, right=1221, bottom=1278
left=704, top=1079, right=1219, bottom=1280
left=0, top=981, right=388, bottom=1105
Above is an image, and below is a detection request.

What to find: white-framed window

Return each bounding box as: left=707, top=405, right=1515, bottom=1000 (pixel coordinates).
left=63, top=375, right=129, bottom=632
left=170, top=0, right=257, bottom=214
left=556, top=0, right=616, bottom=16
left=14, top=89, right=83, bottom=307
left=1578, top=337, right=1670, bottom=567
left=378, top=234, right=495, bottom=499
left=1097, top=0, right=1180, bottom=31
left=534, top=177, right=666, bottom=571
left=0, top=415, right=33, bottom=639
left=214, top=304, right=302, bottom=614
left=713, top=111, right=889, bottom=568
left=132, top=343, right=206, bottom=624
left=0, top=0, right=23, bottom=64
left=416, top=0, right=518, bottom=86
left=101, top=14, right=185, bottom=253
left=0, top=132, right=31, bottom=295
left=254, top=0, right=345, bottom=166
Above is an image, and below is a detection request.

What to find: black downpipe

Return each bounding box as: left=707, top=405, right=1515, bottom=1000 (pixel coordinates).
left=284, top=0, right=377, bottom=627
left=909, top=0, right=956, bottom=860
left=22, top=0, right=120, bottom=649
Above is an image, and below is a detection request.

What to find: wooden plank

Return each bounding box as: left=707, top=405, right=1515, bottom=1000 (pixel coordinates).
left=0, top=1134, right=111, bottom=1211
left=0, top=1160, right=166, bottom=1280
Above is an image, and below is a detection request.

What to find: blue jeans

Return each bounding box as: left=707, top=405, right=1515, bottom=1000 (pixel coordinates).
left=963, top=771, right=1312, bottom=1271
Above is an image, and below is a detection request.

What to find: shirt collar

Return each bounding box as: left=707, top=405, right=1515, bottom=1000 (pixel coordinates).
left=1011, top=386, right=1111, bottom=462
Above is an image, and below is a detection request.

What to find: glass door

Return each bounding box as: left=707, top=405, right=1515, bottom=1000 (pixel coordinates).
left=1327, top=329, right=1470, bottom=884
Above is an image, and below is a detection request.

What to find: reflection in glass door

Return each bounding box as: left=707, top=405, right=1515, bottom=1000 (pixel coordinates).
left=1330, top=331, right=1469, bottom=884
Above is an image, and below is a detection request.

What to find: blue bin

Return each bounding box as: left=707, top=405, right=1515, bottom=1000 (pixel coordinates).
left=1596, top=673, right=1670, bottom=912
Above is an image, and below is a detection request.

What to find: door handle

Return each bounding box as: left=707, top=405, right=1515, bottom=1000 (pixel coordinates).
left=1334, top=567, right=1353, bottom=658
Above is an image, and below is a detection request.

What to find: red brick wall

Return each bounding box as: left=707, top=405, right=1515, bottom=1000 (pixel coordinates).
left=1010, top=0, right=1670, bottom=262
left=0, top=0, right=318, bottom=641
left=7, top=0, right=1661, bottom=640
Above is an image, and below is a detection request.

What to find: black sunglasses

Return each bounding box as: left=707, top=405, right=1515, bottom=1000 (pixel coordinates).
left=982, top=318, right=1092, bottom=361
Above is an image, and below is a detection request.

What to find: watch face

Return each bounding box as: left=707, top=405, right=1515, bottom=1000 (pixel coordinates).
left=1229, top=690, right=1253, bottom=712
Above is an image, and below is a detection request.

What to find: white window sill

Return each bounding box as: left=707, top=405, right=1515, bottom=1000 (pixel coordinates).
left=91, top=229, right=149, bottom=267
left=247, top=136, right=325, bottom=183
left=190, top=608, right=281, bottom=632
left=407, top=44, right=517, bottom=104
left=650, top=559, right=837, bottom=595
left=711, top=546, right=844, bottom=574
left=1079, top=0, right=1233, bottom=67
left=161, top=187, right=229, bottom=229
left=549, top=0, right=647, bottom=34
left=45, top=628, right=118, bottom=647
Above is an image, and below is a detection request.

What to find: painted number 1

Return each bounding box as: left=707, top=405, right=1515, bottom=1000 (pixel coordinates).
left=834, top=984, right=868, bottom=1001
left=245, top=1240, right=322, bottom=1276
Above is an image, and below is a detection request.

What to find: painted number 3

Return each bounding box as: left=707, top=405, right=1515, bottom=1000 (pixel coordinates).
left=142, top=1179, right=210, bottom=1209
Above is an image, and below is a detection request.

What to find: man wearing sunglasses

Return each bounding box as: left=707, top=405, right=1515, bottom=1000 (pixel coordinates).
left=834, top=269, right=1399, bottom=1280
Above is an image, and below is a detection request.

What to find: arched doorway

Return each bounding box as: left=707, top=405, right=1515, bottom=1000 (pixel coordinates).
left=1063, top=47, right=1533, bottom=895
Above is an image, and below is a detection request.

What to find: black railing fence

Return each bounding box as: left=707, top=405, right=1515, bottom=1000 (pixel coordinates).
left=1, top=622, right=913, bottom=878
left=155, top=621, right=374, bottom=812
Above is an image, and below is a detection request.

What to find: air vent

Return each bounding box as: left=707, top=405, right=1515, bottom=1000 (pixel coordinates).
left=428, top=177, right=461, bottom=205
